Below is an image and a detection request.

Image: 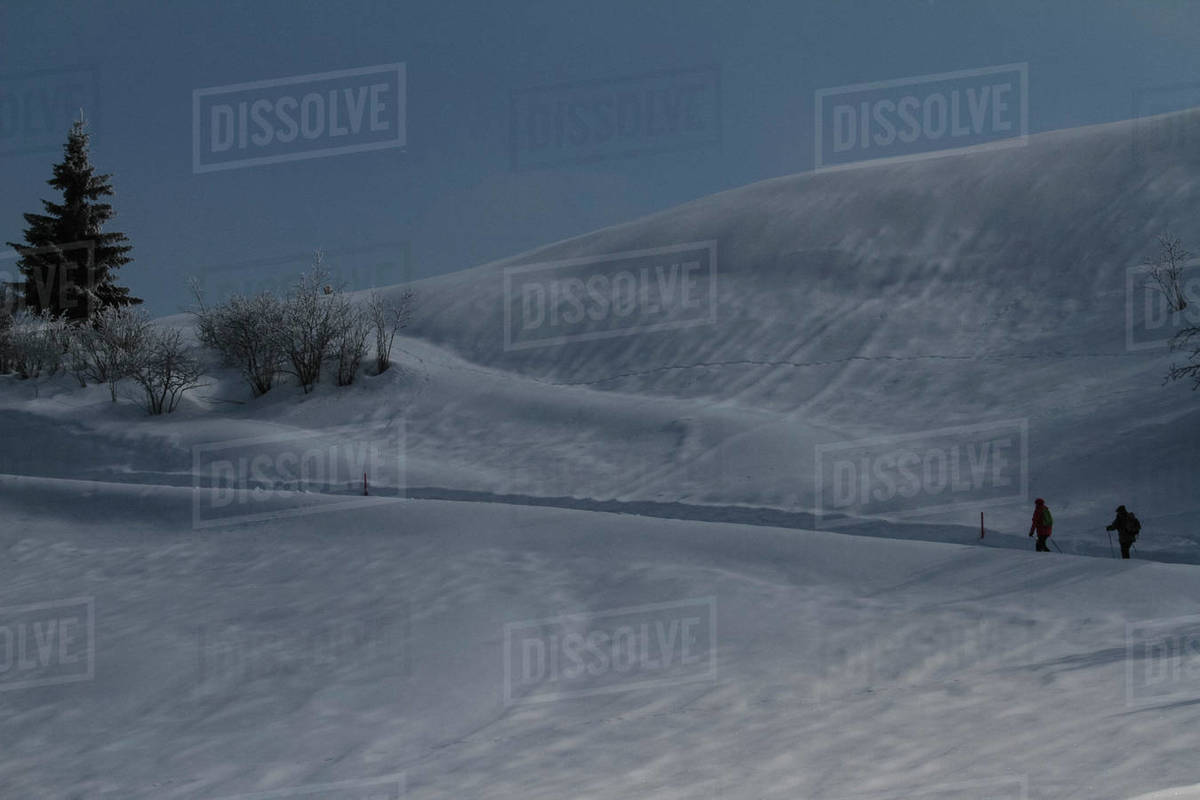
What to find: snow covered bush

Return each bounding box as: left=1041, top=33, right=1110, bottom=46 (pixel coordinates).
left=0, top=286, right=18, bottom=375
left=190, top=251, right=399, bottom=394
left=129, top=327, right=202, bottom=414
left=63, top=325, right=93, bottom=388
left=191, top=283, right=285, bottom=396
left=366, top=288, right=415, bottom=374
left=333, top=305, right=371, bottom=386
left=274, top=252, right=352, bottom=393
left=74, top=306, right=152, bottom=401
left=3, top=310, right=65, bottom=379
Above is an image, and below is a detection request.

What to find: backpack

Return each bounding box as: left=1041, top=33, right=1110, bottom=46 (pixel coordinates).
left=1128, top=513, right=1141, bottom=538
left=1041, top=506, right=1053, bottom=528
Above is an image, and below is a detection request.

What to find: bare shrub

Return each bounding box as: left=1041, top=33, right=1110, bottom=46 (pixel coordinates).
left=334, top=306, right=371, bottom=386
left=366, top=288, right=415, bottom=374
left=0, top=299, right=11, bottom=375
left=1144, top=232, right=1192, bottom=313
left=275, top=251, right=349, bottom=393
left=130, top=327, right=203, bottom=414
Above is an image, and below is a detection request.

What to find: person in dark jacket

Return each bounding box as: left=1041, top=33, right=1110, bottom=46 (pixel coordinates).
left=1106, top=505, right=1137, bottom=559
left=1029, top=497, right=1053, bottom=551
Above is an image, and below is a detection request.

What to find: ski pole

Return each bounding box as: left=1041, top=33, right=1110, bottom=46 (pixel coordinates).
left=1107, top=530, right=1116, bottom=559
left=1051, top=538, right=1063, bottom=554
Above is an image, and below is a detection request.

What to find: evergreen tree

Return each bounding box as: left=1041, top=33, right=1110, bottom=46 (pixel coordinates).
left=6, top=115, right=141, bottom=321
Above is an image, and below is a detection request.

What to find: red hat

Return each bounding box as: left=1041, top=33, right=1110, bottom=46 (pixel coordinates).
left=1035, top=498, right=1044, bottom=504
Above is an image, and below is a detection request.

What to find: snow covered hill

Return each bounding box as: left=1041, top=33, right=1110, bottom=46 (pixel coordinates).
left=11, top=111, right=1200, bottom=558
left=389, top=109, right=1200, bottom=558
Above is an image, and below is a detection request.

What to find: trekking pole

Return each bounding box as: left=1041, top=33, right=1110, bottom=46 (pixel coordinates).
left=1051, top=538, right=1063, bottom=554
left=1107, top=530, right=1116, bottom=559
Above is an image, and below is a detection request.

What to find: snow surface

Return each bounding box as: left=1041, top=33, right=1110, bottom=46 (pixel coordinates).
left=3, top=111, right=1200, bottom=799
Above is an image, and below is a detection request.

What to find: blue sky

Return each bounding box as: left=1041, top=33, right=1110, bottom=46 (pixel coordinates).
left=1, top=0, right=1197, bottom=314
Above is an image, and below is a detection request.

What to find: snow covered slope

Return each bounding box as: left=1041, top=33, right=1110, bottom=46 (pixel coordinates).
left=2, top=475, right=1200, bottom=800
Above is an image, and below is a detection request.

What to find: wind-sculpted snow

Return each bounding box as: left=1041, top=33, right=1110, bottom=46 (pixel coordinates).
left=399, top=111, right=1200, bottom=398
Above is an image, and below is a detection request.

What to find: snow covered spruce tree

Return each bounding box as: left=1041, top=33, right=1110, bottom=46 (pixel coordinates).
left=5, top=116, right=141, bottom=321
